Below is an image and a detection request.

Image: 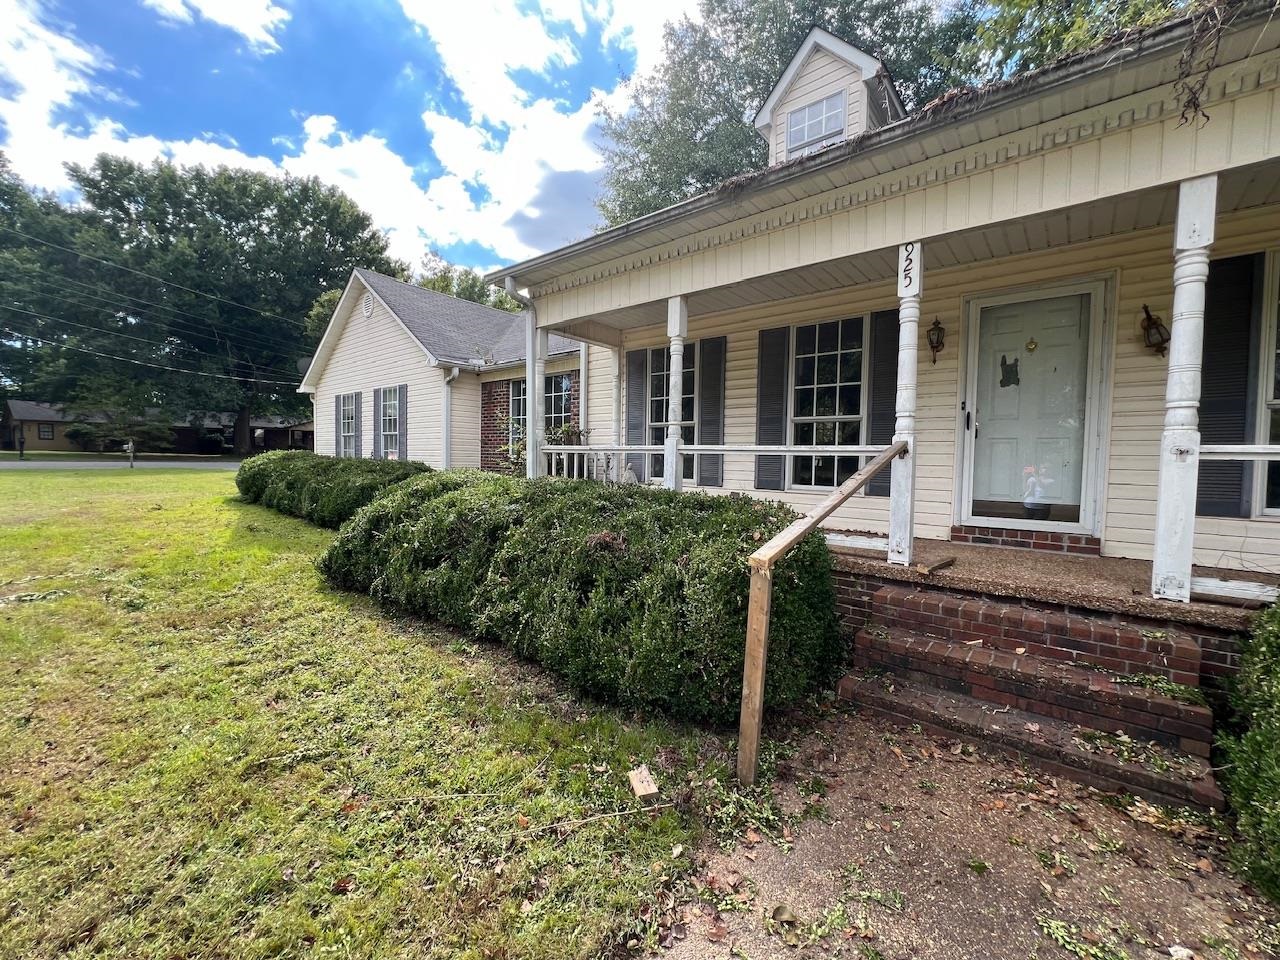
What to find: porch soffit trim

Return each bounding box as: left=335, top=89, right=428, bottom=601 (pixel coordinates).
left=522, top=49, right=1280, bottom=304
left=486, top=2, right=1278, bottom=294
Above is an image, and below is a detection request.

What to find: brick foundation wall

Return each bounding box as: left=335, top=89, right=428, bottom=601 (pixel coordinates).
left=479, top=371, right=581, bottom=473
left=833, top=568, right=1246, bottom=688
left=950, top=525, right=1101, bottom=555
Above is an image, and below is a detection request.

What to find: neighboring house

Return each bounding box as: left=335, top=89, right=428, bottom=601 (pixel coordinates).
left=489, top=11, right=1280, bottom=595
left=1, top=400, right=311, bottom=453
left=300, top=269, right=582, bottom=468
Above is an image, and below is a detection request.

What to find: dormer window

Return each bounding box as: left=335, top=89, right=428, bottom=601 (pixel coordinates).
left=787, top=92, right=845, bottom=158
left=754, top=28, right=906, bottom=167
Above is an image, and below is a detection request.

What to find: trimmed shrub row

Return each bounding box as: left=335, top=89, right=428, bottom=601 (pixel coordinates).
left=318, top=474, right=841, bottom=725
left=1221, top=603, right=1280, bottom=899
left=235, top=450, right=430, bottom=528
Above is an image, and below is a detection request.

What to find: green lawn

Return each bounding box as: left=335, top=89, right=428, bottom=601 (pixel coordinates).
left=0, top=471, right=718, bottom=959
left=5, top=450, right=241, bottom=462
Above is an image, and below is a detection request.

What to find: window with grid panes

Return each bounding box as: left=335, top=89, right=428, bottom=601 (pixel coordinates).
left=380, top=387, right=398, bottom=459
left=790, top=317, right=864, bottom=487
left=786, top=92, right=845, bottom=158
left=545, top=373, right=573, bottom=434
left=339, top=393, right=357, bottom=458
left=648, top=344, right=696, bottom=481
left=509, top=379, right=526, bottom=448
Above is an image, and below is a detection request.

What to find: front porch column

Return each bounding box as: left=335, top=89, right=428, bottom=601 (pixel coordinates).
left=888, top=241, right=921, bottom=566
left=524, top=311, right=547, bottom=479
left=1152, top=174, right=1218, bottom=601
left=663, top=296, right=688, bottom=491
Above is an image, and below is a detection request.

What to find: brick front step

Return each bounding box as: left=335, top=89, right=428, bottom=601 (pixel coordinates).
left=854, top=627, right=1214, bottom=757
left=870, top=584, right=1202, bottom=685
left=836, top=671, right=1224, bottom=811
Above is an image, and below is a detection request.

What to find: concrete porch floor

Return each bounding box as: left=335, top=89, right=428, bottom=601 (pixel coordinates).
left=827, top=537, right=1274, bottom=632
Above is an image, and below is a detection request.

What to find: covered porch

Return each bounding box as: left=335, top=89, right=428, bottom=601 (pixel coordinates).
left=517, top=160, right=1280, bottom=605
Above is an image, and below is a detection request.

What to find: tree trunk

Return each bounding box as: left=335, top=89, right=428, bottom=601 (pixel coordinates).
left=233, top=406, right=252, bottom=455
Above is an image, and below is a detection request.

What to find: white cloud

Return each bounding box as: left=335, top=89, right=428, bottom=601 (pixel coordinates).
left=140, top=0, right=289, bottom=53
left=0, top=0, right=701, bottom=271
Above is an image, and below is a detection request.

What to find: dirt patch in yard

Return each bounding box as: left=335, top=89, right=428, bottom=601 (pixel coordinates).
left=664, top=707, right=1280, bottom=960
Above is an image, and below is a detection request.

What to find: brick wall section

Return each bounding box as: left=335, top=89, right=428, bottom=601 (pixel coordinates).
left=480, top=379, right=514, bottom=472
left=832, top=569, right=1246, bottom=687
left=479, top=371, right=580, bottom=473
left=870, top=584, right=1202, bottom=685
left=950, top=525, right=1101, bottom=555
left=853, top=627, right=1214, bottom=757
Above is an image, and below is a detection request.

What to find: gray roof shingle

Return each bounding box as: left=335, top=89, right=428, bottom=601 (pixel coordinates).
left=355, top=268, right=578, bottom=367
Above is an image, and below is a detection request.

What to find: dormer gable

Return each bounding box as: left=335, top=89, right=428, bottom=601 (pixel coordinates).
left=753, top=27, right=906, bottom=165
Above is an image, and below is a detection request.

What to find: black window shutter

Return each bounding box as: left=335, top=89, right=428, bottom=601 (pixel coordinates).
left=333, top=395, right=342, bottom=457
left=697, top=336, right=727, bottom=486
left=755, top=326, right=790, bottom=490
left=625, top=349, right=647, bottom=479
left=397, top=384, right=408, bottom=461
left=1197, top=255, right=1259, bottom=518
left=372, top=388, right=383, bottom=460
left=866, top=310, right=900, bottom=497
left=354, top=392, right=363, bottom=459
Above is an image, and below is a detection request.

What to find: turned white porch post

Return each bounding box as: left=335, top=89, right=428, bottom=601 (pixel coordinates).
left=523, top=307, right=543, bottom=478
left=664, top=296, right=688, bottom=491
left=888, top=242, right=922, bottom=566
left=1152, top=175, right=1217, bottom=601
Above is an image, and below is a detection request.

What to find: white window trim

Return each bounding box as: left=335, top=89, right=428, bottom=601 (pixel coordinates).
left=509, top=378, right=527, bottom=449
left=646, top=344, right=698, bottom=483
left=1251, top=247, right=1280, bottom=517
left=786, top=92, right=845, bottom=158
left=339, top=392, right=357, bottom=459
left=786, top=316, right=869, bottom=492
left=379, top=385, right=399, bottom=460
left=37, top=423, right=54, bottom=440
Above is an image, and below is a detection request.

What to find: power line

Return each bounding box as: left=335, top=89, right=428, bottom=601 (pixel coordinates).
left=6, top=275, right=305, bottom=358
left=12, top=270, right=309, bottom=354
left=0, top=223, right=312, bottom=332
left=0, top=319, right=302, bottom=387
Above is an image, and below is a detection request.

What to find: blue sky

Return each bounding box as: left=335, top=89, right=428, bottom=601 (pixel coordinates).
left=0, top=0, right=700, bottom=272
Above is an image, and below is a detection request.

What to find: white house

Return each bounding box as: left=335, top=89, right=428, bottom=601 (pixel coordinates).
left=300, top=269, right=581, bottom=468
left=489, top=10, right=1280, bottom=602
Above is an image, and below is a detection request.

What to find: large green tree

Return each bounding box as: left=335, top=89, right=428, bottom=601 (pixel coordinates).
left=595, top=0, right=983, bottom=225
left=964, top=0, right=1186, bottom=79
left=0, top=154, right=406, bottom=452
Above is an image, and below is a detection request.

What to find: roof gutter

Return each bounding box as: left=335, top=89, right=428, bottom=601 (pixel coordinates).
left=485, top=1, right=1273, bottom=287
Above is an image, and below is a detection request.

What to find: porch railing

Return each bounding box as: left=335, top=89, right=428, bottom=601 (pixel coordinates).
left=541, top=443, right=892, bottom=481
left=734, top=440, right=908, bottom=786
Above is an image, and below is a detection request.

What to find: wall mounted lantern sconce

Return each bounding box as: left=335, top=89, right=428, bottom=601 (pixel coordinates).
left=1141, top=304, right=1171, bottom=357
left=926, top=318, right=945, bottom=364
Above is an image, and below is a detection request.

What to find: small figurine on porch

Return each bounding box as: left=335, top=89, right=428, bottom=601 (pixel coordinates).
left=1023, top=464, right=1053, bottom=521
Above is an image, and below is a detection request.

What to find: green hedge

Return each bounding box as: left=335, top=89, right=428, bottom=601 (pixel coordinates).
left=235, top=450, right=430, bottom=528
left=1222, top=603, right=1280, bottom=899
left=318, top=475, right=840, bottom=724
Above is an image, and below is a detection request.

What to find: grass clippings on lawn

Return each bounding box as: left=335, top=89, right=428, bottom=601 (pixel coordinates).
left=0, top=470, right=715, bottom=959
left=3, top=470, right=1279, bottom=960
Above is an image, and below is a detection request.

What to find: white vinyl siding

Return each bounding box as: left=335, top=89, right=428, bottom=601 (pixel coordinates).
left=532, top=73, right=1280, bottom=330
left=311, top=286, right=442, bottom=465
left=769, top=46, right=861, bottom=164
left=590, top=205, right=1280, bottom=574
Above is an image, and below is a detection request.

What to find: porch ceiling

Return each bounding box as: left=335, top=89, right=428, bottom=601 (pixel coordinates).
left=559, top=158, right=1280, bottom=337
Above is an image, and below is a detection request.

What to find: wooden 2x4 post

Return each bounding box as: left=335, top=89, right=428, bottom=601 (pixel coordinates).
left=736, top=440, right=908, bottom=786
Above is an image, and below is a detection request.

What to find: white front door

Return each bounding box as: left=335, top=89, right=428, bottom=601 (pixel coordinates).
left=963, top=284, right=1105, bottom=531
